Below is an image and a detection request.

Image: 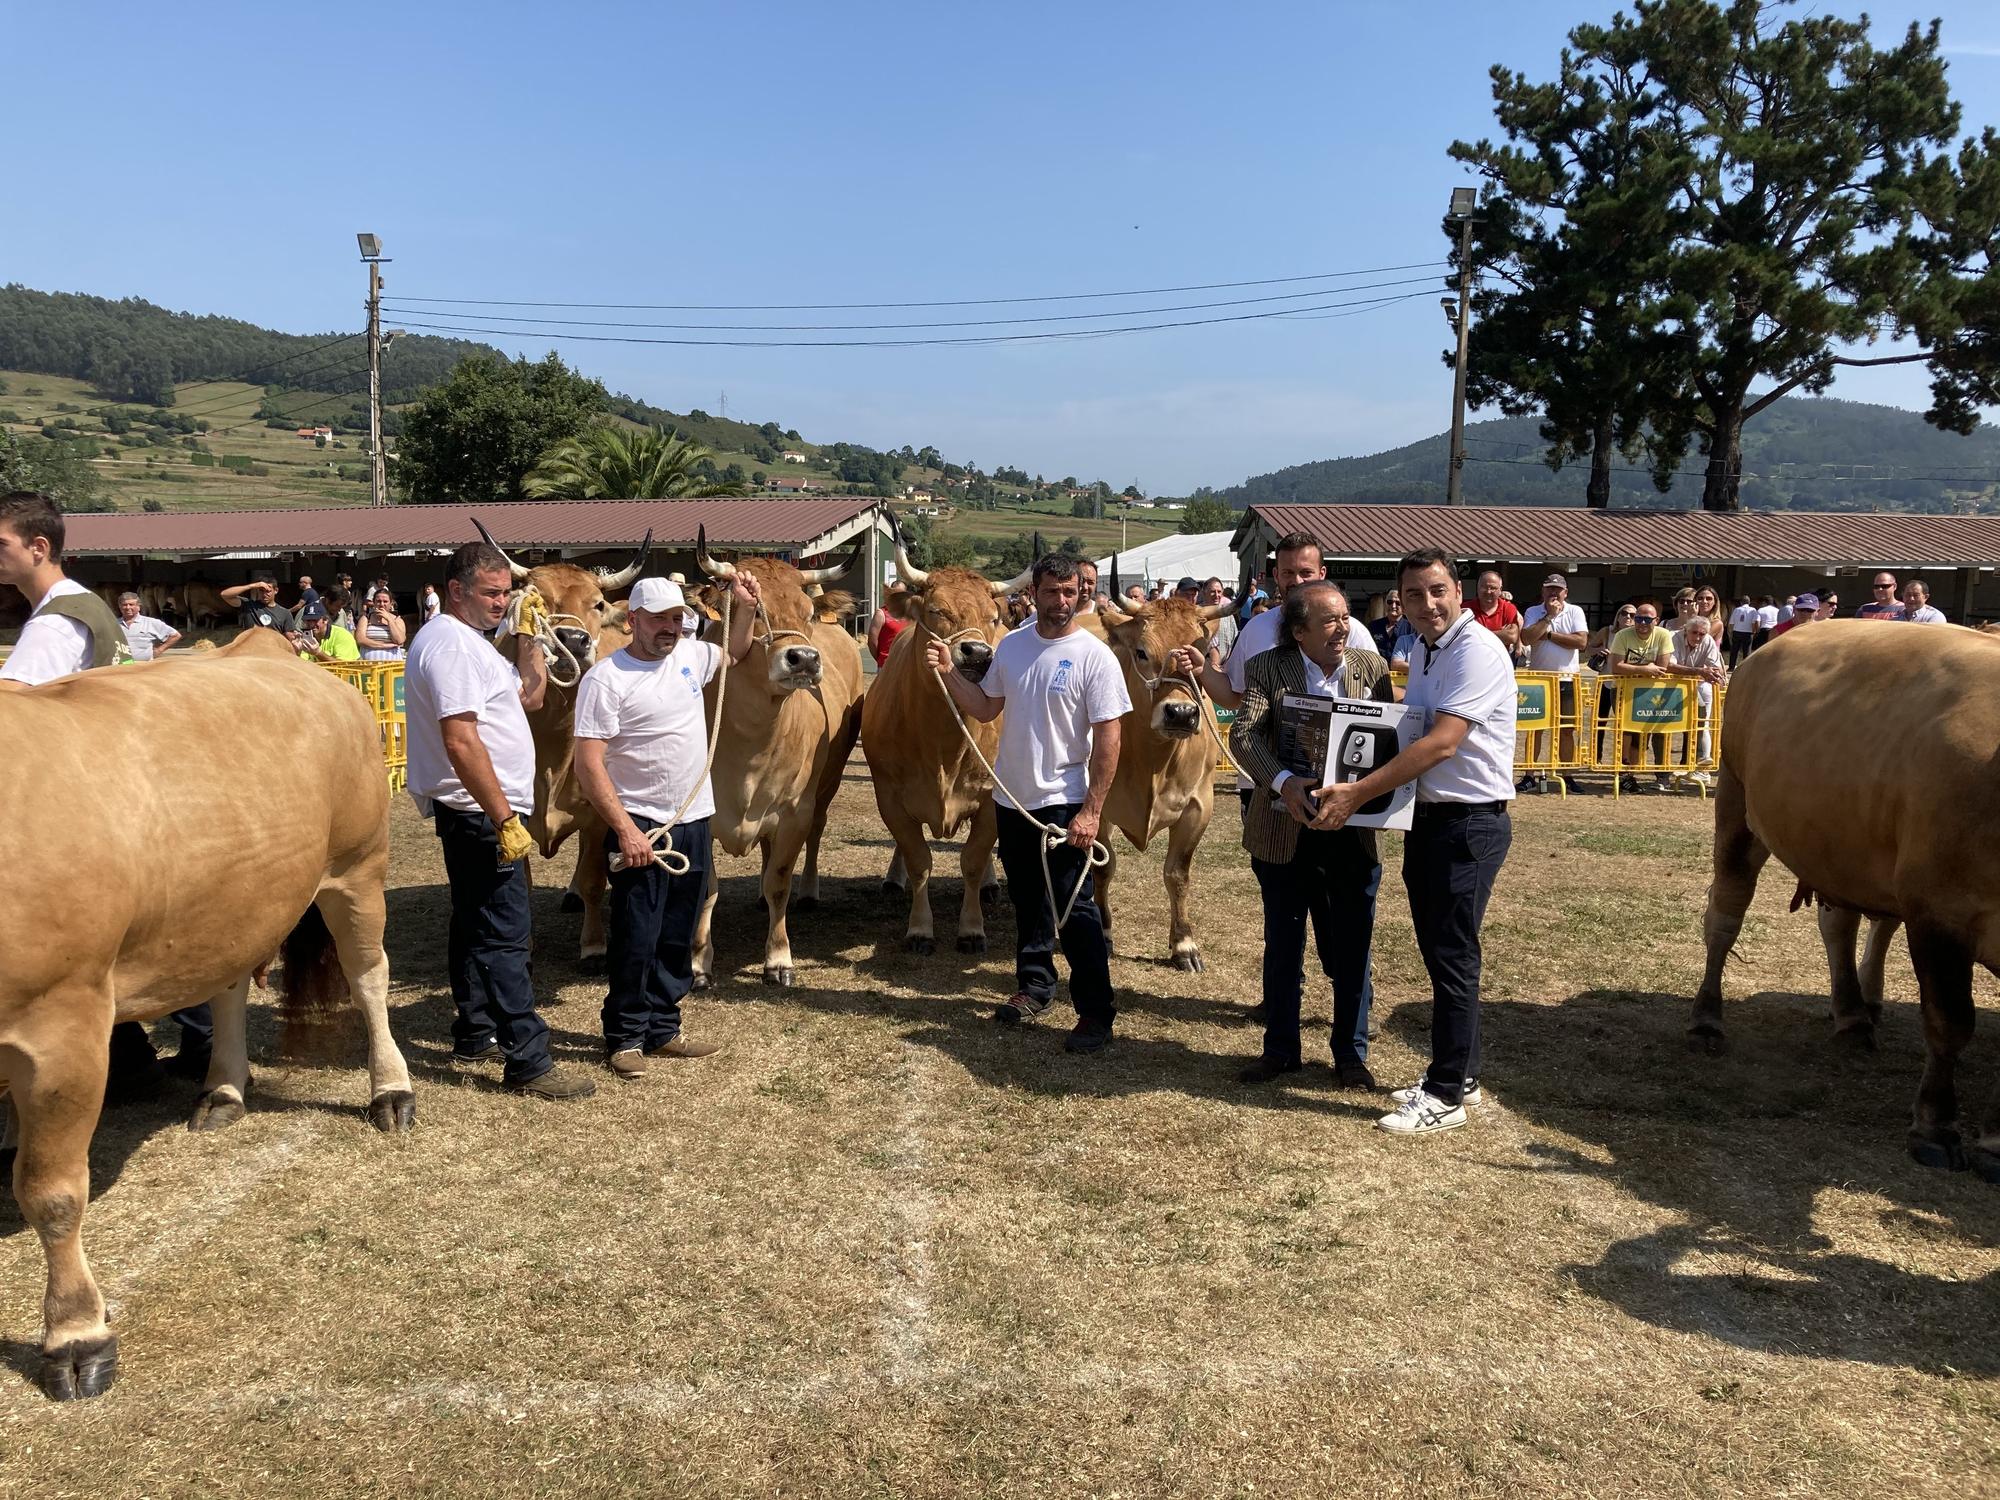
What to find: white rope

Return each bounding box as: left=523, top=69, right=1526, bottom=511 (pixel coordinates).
left=607, top=592, right=735, bottom=878
left=1131, top=659, right=1238, bottom=775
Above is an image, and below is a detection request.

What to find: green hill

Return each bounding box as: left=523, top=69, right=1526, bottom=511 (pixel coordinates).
left=1219, top=398, right=2000, bottom=514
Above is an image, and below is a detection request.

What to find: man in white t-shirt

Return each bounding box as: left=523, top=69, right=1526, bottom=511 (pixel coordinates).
left=1312, top=549, right=1515, bottom=1138
left=115, top=591, right=181, bottom=660
left=1727, top=596, right=1758, bottom=667
left=1901, top=579, right=1947, bottom=623
left=573, top=572, right=759, bottom=1080
left=1517, top=573, right=1588, bottom=793
left=405, top=540, right=593, bottom=1101
left=929, top=553, right=1131, bottom=1052
left=1753, top=596, right=1780, bottom=649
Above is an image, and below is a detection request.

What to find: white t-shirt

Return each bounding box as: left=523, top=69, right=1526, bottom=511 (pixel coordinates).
left=404, top=614, right=537, bottom=817
left=1521, top=601, right=1587, bottom=674
left=0, top=579, right=94, bottom=685
left=1402, top=610, right=1517, bottom=804
left=1907, top=605, right=1947, bottom=624
left=420, top=590, right=441, bottom=623
left=1756, top=604, right=1780, bottom=631
left=121, top=614, right=176, bottom=660
left=1729, top=604, right=1759, bottom=634
left=980, top=625, right=1131, bottom=812
left=572, top=643, right=722, bottom=824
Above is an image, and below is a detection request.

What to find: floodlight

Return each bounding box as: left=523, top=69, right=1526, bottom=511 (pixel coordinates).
left=1448, top=187, right=1477, bottom=218
left=357, top=232, right=382, bottom=259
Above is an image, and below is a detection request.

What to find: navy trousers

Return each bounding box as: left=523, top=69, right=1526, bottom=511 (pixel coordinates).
left=435, top=804, right=552, bottom=1085
left=1251, top=827, right=1380, bottom=1067
left=995, top=803, right=1115, bottom=1030
left=1402, top=802, right=1510, bottom=1106
left=602, top=816, right=711, bottom=1054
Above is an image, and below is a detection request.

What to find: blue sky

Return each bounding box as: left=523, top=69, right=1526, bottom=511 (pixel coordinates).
left=5, top=1, right=1999, bottom=491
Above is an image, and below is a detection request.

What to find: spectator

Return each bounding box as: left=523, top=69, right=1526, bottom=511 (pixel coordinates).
left=1665, top=587, right=1698, bottom=631
left=1469, top=570, right=1521, bottom=654
left=1608, top=599, right=1678, bottom=792
left=1672, top=614, right=1727, bottom=785
left=1518, top=573, right=1588, bottom=793
left=667, top=572, right=701, bottom=638
left=356, top=586, right=408, bottom=661
left=221, top=572, right=298, bottom=635
left=115, top=590, right=180, bottom=660
left=333, top=575, right=357, bottom=631
left=1727, top=595, right=1758, bottom=667
left=1857, top=572, right=1903, bottom=620
left=1692, top=585, right=1725, bottom=636
left=1123, top=583, right=1147, bottom=608
left=1768, top=592, right=1819, bottom=641
left=1201, top=576, right=1239, bottom=659
left=1175, top=575, right=1200, bottom=605
left=1237, top=575, right=1270, bottom=622
left=293, top=574, right=321, bottom=616
left=1075, top=559, right=1099, bottom=612
left=1369, top=589, right=1407, bottom=655
left=420, top=582, right=441, bottom=625
left=868, top=583, right=909, bottom=668
left=295, top=601, right=360, bottom=662
left=1754, top=594, right=1780, bottom=649
left=1816, top=591, right=1840, bottom=620
left=1902, top=579, right=1947, bottom=623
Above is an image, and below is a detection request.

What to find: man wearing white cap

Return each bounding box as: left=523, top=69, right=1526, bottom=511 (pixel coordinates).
left=572, top=571, right=761, bottom=1080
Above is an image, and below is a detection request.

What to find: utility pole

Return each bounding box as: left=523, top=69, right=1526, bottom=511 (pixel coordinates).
left=1444, top=188, right=1478, bottom=506
left=358, top=233, right=391, bottom=507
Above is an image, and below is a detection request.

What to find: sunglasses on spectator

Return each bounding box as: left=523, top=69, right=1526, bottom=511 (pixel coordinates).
left=1636, top=613, right=1658, bottom=622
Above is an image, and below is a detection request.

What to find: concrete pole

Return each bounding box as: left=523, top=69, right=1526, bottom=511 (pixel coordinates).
left=1447, top=214, right=1475, bottom=507
left=367, top=260, right=386, bottom=508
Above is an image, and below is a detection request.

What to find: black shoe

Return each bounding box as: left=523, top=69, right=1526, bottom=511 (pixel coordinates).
left=994, top=992, right=1053, bottom=1027
left=1063, top=1024, right=1113, bottom=1055
left=451, top=1040, right=502, bottom=1064
left=1515, top=773, right=1541, bottom=793
left=1618, top=774, right=1638, bottom=794
left=163, top=1047, right=212, bottom=1081
left=1238, top=1056, right=1301, bottom=1084
left=1243, top=1002, right=1272, bottom=1025
left=1334, top=1061, right=1378, bottom=1090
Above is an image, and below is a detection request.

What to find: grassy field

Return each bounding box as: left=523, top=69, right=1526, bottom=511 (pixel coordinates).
left=0, top=758, right=1994, bottom=1496
left=921, top=505, right=1183, bottom=557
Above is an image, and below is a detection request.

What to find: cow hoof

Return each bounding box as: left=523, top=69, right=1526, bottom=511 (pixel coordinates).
left=559, top=891, right=585, bottom=914
left=1832, top=1024, right=1876, bottom=1054
left=794, top=895, right=819, bottom=913
left=956, top=934, right=987, bottom=955
left=691, top=972, right=712, bottom=992
left=188, top=1091, right=246, bottom=1132
left=1172, top=949, right=1205, bottom=973
left=40, top=1333, right=118, bottom=1402
left=367, top=1090, right=417, bottom=1133
left=763, top=965, right=795, bottom=987
left=1686, top=1026, right=1727, bottom=1057
left=881, top=879, right=907, bottom=897
left=1909, top=1131, right=1969, bottom=1173
left=905, top=936, right=935, bottom=957
left=577, top=953, right=607, bottom=977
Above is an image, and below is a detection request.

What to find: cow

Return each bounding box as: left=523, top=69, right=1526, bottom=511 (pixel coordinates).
left=690, top=528, right=865, bottom=985
left=141, top=582, right=177, bottom=622
left=1692, top=620, right=1999, bottom=1182
left=860, top=519, right=1030, bottom=954
left=0, top=633, right=413, bottom=1400
left=179, top=579, right=230, bottom=628
left=469, top=521, right=651, bottom=963
left=1088, top=566, right=1235, bottom=971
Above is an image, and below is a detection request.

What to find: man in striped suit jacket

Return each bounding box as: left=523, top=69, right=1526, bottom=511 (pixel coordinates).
left=1226, top=581, right=1392, bottom=1089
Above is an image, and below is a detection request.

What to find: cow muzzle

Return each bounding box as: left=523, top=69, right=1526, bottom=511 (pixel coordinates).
left=952, top=639, right=995, bottom=684
left=1153, top=699, right=1201, bottom=738
left=770, top=643, right=823, bottom=689
left=554, top=625, right=593, bottom=661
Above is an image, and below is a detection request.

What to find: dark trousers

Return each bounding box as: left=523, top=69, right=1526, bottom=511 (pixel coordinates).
left=435, top=804, right=551, bottom=1085
left=1403, top=802, right=1511, bottom=1107
left=995, top=803, right=1115, bottom=1029
left=1251, top=829, right=1380, bottom=1067
left=602, top=816, right=711, bottom=1054
left=1728, top=629, right=1755, bottom=669
left=109, top=1003, right=212, bottom=1078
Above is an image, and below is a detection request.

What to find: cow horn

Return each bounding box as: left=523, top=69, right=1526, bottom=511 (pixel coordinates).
left=694, top=524, right=736, bottom=580
left=989, top=561, right=1035, bottom=597
left=1109, top=554, right=1123, bottom=602
left=1198, top=598, right=1235, bottom=620
left=471, top=518, right=531, bottom=582
left=1101, top=554, right=1131, bottom=622
left=887, top=512, right=928, bottom=589
left=594, top=528, right=652, bottom=590
left=797, top=533, right=865, bottom=587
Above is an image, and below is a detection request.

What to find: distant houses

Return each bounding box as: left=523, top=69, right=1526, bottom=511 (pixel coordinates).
left=780, top=449, right=808, bottom=463
left=295, top=425, right=334, bottom=442
left=768, top=476, right=822, bottom=493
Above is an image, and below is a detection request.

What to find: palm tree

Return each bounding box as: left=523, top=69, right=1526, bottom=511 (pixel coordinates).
left=523, top=422, right=747, bottom=499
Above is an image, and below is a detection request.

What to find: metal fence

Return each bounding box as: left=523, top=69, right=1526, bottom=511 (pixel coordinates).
left=318, top=660, right=408, bottom=791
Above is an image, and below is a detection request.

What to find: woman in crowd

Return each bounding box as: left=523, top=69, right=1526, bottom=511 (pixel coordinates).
left=357, top=585, right=408, bottom=661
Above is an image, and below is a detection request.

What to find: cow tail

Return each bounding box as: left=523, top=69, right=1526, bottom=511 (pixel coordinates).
left=278, top=902, right=352, bottom=1061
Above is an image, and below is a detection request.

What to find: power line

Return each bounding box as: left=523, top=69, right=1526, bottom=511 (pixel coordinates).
left=385, top=288, right=1438, bottom=351
left=389, top=259, right=1451, bottom=313
left=146, top=333, right=370, bottom=418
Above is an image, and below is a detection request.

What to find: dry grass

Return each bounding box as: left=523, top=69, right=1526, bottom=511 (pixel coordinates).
left=1, top=764, right=1996, bottom=1497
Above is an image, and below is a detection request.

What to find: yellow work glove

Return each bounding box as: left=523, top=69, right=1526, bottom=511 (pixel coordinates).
left=496, top=814, right=536, bottom=865
left=506, top=585, right=550, bottom=640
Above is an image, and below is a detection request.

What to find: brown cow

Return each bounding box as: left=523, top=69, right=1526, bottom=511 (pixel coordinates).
left=860, top=519, right=1030, bottom=953
left=690, top=528, right=865, bottom=985
left=469, top=522, right=651, bottom=964
left=1090, top=569, right=1234, bottom=971
left=1692, top=620, right=1999, bottom=1181
left=179, top=579, right=230, bottom=628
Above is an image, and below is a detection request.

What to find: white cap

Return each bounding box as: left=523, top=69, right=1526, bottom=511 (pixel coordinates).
left=627, top=577, right=687, bottom=613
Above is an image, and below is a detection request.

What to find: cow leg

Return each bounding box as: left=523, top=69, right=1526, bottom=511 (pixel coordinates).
left=189, top=976, right=253, bottom=1133
left=3, top=994, right=119, bottom=1400
left=759, top=829, right=805, bottom=987
left=955, top=798, right=998, bottom=955
left=1690, top=763, right=1769, bottom=1054
left=315, top=875, right=414, bottom=1133
left=881, top=803, right=937, bottom=955
left=799, top=701, right=859, bottom=915
left=1163, top=794, right=1214, bottom=974
left=1860, top=916, right=1900, bottom=1028
left=575, top=836, right=612, bottom=971
left=1905, top=922, right=1978, bottom=1173
left=882, top=848, right=907, bottom=897
left=1817, top=904, right=1875, bottom=1050
left=692, top=865, right=720, bottom=990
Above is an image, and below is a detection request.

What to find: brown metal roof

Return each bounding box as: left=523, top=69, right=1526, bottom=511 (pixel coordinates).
left=62, top=496, right=884, bottom=558
left=1239, top=503, right=2000, bottom=570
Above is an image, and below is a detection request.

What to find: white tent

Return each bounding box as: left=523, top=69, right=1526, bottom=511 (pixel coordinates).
left=1093, top=530, right=1240, bottom=594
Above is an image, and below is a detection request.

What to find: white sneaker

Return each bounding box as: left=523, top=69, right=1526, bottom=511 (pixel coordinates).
left=1390, top=1078, right=1482, bottom=1107
left=1377, top=1089, right=1468, bottom=1135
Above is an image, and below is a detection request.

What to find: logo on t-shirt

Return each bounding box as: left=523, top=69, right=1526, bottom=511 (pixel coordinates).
left=1049, top=658, right=1074, bottom=693
left=679, top=664, right=700, bottom=695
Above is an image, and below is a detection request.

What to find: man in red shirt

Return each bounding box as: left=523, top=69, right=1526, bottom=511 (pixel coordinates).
left=1768, top=592, right=1819, bottom=640
left=1469, top=569, right=1521, bottom=655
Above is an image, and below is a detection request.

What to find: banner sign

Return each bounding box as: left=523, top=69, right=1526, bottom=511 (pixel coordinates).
left=1618, top=681, right=1693, bottom=731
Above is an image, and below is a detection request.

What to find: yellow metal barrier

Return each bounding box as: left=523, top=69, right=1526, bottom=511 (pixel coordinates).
left=315, top=659, right=406, bottom=791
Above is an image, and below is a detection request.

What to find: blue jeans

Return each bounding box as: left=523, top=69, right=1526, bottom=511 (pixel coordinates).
left=1403, top=802, right=1510, bottom=1106
left=602, top=816, right=711, bottom=1053
left=995, top=803, right=1115, bottom=1029
left=435, top=805, right=551, bottom=1084
left=1251, top=828, right=1380, bottom=1067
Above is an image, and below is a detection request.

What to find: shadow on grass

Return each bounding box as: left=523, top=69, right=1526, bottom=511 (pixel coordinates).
left=1374, top=985, right=2000, bottom=1374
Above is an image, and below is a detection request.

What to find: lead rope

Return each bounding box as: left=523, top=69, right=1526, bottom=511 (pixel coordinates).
left=926, top=625, right=1112, bottom=935
left=607, top=591, right=735, bottom=877
left=1132, top=656, right=1238, bottom=776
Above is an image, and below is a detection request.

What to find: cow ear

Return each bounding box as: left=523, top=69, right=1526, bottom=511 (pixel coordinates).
left=605, top=600, right=630, bottom=632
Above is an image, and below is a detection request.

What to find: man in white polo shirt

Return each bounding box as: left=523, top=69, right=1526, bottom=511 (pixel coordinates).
left=572, top=572, right=759, bottom=1081
left=1310, top=548, right=1515, bottom=1136
left=115, top=591, right=180, bottom=660
left=1517, top=572, right=1587, bottom=793
left=405, top=539, right=593, bottom=1101
left=929, top=553, right=1130, bottom=1053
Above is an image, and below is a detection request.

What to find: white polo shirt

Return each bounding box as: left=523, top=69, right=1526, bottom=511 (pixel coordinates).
left=572, top=642, right=722, bottom=824
left=980, top=624, right=1130, bottom=812
left=1402, top=609, right=1517, bottom=804
left=120, top=613, right=176, bottom=660
left=404, top=613, right=537, bottom=818
left=1729, top=603, right=1759, bottom=634
left=0, top=579, right=95, bottom=684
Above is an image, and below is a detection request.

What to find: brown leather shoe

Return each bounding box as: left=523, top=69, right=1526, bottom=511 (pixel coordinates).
left=606, top=1048, right=655, bottom=1082
left=506, top=1063, right=598, bottom=1100
left=645, top=1038, right=721, bottom=1060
